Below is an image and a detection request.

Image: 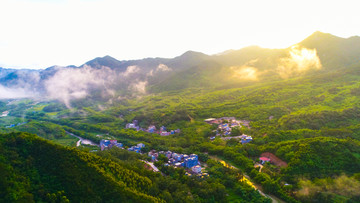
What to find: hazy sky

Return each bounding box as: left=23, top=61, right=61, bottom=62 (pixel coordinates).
left=0, top=0, right=359, bottom=69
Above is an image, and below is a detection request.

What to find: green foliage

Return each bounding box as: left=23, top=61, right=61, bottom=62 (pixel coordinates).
left=0, top=132, right=161, bottom=202
left=15, top=121, right=67, bottom=139
left=43, top=103, right=66, bottom=112
left=297, top=174, right=360, bottom=202
left=5, top=43, right=360, bottom=202
left=259, top=137, right=360, bottom=180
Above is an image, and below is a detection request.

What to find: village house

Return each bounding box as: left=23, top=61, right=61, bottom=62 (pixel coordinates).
left=125, top=120, right=141, bottom=130
left=204, top=118, right=220, bottom=124
left=157, top=150, right=208, bottom=177
left=191, top=165, right=202, bottom=174
left=147, top=125, right=156, bottom=133
left=206, top=117, right=253, bottom=144
left=125, top=120, right=180, bottom=136
left=241, top=135, right=253, bottom=144
left=100, top=139, right=123, bottom=151
left=157, top=150, right=199, bottom=168
left=148, top=150, right=159, bottom=161
left=128, top=143, right=145, bottom=153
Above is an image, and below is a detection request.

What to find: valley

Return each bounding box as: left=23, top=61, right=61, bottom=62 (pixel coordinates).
left=1, top=32, right=360, bottom=202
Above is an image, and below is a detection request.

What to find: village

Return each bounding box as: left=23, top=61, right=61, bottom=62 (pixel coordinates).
left=205, top=117, right=253, bottom=144
left=99, top=138, right=208, bottom=178
left=125, top=120, right=180, bottom=136
left=98, top=138, right=284, bottom=183
left=149, top=150, right=209, bottom=178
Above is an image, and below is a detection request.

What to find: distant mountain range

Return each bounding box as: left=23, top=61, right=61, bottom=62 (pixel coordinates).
left=1, top=31, right=360, bottom=104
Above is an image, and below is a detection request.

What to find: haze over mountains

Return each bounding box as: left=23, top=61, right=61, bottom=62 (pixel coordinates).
left=2, top=31, right=360, bottom=203
left=1, top=31, right=360, bottom=107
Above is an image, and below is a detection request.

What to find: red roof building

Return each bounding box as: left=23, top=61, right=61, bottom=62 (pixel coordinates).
left=259, top=157, right=270, bottom=161
left=259, top=157, right=270, bottom=164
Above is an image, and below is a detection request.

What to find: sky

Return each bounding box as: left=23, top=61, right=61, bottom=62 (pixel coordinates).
left=0, top=0, right=359, bottom=69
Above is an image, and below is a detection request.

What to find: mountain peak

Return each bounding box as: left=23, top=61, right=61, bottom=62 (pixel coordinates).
left=299, top=31, right=342, bottom=48
left=102, top=55, right=117, bottom=60
left=180, top=50, right=207, bottom=58
left=83, top=55, right=123, bottom=69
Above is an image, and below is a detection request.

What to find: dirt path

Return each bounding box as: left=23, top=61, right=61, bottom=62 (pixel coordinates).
left=254, top=163, right=263, bottom=172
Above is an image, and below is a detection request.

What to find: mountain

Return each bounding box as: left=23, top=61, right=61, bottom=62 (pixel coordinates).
left=83, top=55, right=125, bottom=69
left=298, top=31, right=360, bottom=69
left=152, top=32, right=360, bottom=91
left=2, top=31, right=360, bottom=203
left=0, top=31, right=360, bottom=101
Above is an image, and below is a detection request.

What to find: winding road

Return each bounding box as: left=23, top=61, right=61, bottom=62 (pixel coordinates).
left=66, top=132, right=99, bottom=147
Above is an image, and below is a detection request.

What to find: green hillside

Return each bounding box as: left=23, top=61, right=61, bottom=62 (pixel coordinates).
left=150, top=32, right=360, bottom=93
left=1, top=32, right=360, bottom=202
left=0, top=132, right=272, bottom=202
left=0, top=132, right=160, bottom=202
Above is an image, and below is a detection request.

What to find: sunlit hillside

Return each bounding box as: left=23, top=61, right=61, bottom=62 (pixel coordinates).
left=1, top=32, right=360, bottom=203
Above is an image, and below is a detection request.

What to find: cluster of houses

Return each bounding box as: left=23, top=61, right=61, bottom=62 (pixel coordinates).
left=5, top=122, right=27, bottom=128
left=221, top=134, right=253, bottom=144
left=148, top=150, right=208, bottom=177
left=205, top=117, right=253, bottom=144
left=125, top=120, right=180, bottom=136
left=100, top=139, right=145, bottom=154
left=128, top=143, right=145, bottom=153
left=205, top=117, right=243, bottom=136
left=205, top=117, right=250, bottom=128
left=0, top=111, right=9, bottom=117
left=99, top=140, right=209, bottom=177
left=100, top=139, right=123, bottom=151
left=166, top=153, right=199, bottom=168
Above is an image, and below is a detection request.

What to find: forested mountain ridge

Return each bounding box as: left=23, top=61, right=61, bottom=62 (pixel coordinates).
left=299, top=31, right=360, bottom=69
left=1, top=31, right=360, bottom=103
left=1, top=31, right=360, bottom=202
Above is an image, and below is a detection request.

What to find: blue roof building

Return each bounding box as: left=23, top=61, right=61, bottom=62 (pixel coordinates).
left=100, top=139, right=123, bottom=151
left=241, top=136, right=253, bottom=144
left=160, top=126, right=166, bottom=131
left=184, top=154, right=199, bottom=168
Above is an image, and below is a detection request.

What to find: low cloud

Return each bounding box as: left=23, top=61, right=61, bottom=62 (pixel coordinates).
left=0, top=70, right=40, bottom=99
left=44, top=65, right=116, bottom=108
left=230, top=59, right=259, bottom=81
left=129, top=80, right=147, bottom=94
left=277, top=45, right=322, bottom=78
left=0, top=85, right=36, bottom=99
left=122, top=65, right=140, bottom=77
left=147, top=64, right=172, bottom=77
left=156, top=64, right=171, bottom=72
left=231, top=66, right=259, bottom=80
left=43, top=64, right=151, bottom=107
